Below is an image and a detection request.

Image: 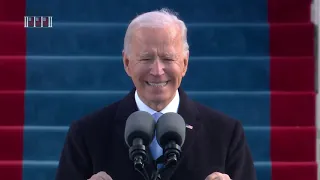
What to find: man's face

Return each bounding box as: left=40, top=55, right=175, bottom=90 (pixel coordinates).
left=123, top=25, right=188, bottom=108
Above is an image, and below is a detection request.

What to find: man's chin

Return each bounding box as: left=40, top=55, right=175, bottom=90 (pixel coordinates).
left=147, top=93, right=169, bottom=102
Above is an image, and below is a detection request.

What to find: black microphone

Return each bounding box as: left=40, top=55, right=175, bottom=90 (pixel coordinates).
left=124, top=111, right=156, bottom=180
left=156, top=112, right=186, bottom=169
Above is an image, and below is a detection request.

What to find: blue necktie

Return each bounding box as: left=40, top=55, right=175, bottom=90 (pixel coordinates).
left=150, top=112, right=163, bottom=166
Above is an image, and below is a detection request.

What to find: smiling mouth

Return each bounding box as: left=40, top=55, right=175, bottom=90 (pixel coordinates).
left=146, top=81, right=169, bottom=87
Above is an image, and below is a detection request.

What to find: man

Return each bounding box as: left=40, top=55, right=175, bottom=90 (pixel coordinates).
left=55, top=8, right=257, bottom=180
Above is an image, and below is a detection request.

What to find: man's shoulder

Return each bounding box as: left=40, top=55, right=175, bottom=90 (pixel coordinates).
left=191, top=100, right=246, bottom=144
left=193, top=101, right=240, bottom=130
left=69, top=100, right=121, bottom=132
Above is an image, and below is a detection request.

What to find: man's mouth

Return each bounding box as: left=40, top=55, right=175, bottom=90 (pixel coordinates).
left=146, top=81, right=169, bottom=87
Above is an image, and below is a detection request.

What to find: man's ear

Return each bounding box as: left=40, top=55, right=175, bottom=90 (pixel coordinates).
left=182, top=51, right=189, bottom=77
left=122, top=50, right=131, bottom=77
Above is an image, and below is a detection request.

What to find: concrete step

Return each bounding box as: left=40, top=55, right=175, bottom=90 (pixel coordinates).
left=0, top=91, right=314, bottom=127
left=23, top=56, right=314, bottom=92
left=26, top=0, right=267, bottom=23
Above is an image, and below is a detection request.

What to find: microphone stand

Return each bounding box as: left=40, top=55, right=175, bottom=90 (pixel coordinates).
left=151, top=141, right=182, bottom=180
left=136, top=166, right=150, bottom=180
left=151, top=164, right=168, bottom=180
left=132, top=141, right=182, bottom=180
left=133, top=157, right=149, bottom=180
left=150, top=160, right=176, bottom=180
left=129, top=139, right=150, bottom=180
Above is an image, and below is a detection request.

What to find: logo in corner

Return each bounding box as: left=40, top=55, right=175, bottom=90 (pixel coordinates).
left=24, top=16, right=53, bottom=28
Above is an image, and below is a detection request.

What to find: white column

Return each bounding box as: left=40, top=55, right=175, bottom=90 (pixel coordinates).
left=49, top=16, right=53, bottom=27
left=312, top=0, right=320, bottom=179
left=33, top=16, right=36, bottom=27
left=24, top=16, right=28, bottom=27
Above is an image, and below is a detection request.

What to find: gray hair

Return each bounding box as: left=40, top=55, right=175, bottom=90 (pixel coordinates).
left=123, top=8, right=189, bottom=55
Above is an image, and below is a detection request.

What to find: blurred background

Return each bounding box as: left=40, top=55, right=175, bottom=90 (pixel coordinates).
left=0, top=0, right=319, bottom=179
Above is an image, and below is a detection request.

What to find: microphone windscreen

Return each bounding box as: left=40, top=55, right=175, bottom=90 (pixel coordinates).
left=124, top=111, right=156, bottom=147
left=156, top=112, right=186, bottom=148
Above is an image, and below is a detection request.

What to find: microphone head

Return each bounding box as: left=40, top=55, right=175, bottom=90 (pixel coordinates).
left=124, top=111, right=156, bottom=147
left=156, top=112, right=186, bottom=148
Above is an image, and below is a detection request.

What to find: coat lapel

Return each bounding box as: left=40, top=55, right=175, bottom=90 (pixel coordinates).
left=159, top=88, right=201, bottom=180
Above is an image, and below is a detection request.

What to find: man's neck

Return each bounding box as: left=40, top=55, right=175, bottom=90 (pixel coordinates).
left=135, top=90, right=180, bottom=113
left=145, top=101, right=171, bottom=112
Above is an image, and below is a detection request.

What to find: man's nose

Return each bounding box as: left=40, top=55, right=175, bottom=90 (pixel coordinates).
left=150, top=59, right=165, bottom=76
